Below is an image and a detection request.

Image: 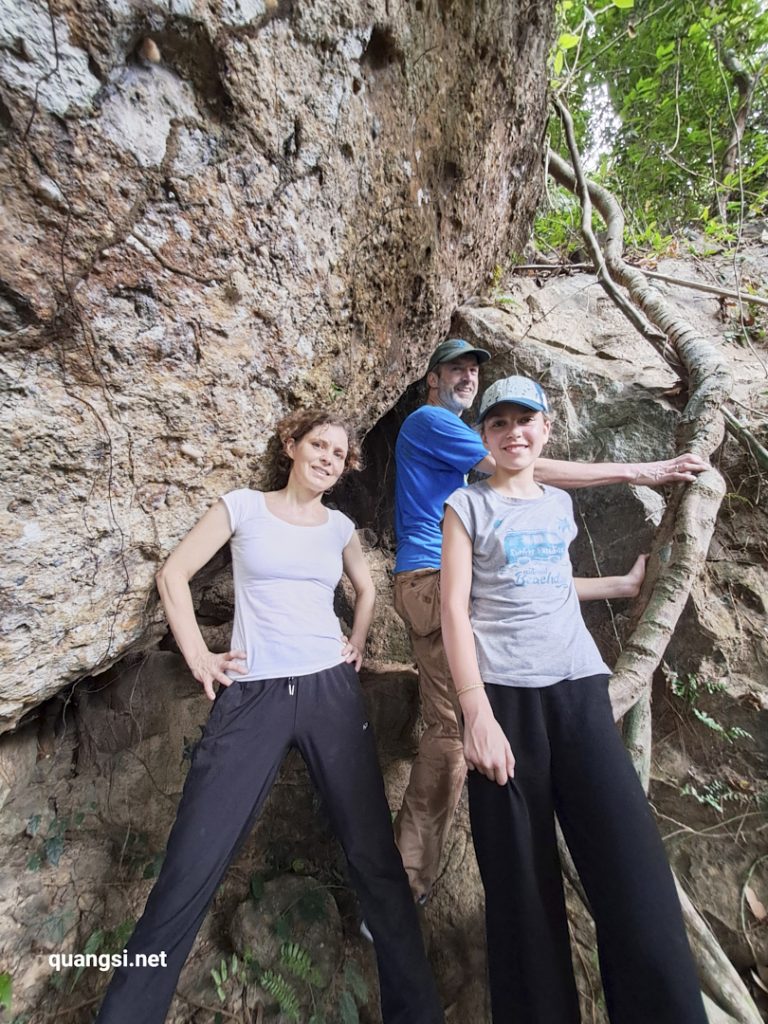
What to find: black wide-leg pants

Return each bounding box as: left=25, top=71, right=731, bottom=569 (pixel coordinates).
left=95, top=662, right=444, bottom=1024
left=469, top=675, right=707, bottom=1024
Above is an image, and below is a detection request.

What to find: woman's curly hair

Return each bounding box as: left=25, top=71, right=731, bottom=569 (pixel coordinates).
left=262, top=409, right=363, bottom=491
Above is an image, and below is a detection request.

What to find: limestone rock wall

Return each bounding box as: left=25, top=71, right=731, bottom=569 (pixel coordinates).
left=0, top=251, right=766, bottom=1021
left=0, top=0, right=555, bottom=728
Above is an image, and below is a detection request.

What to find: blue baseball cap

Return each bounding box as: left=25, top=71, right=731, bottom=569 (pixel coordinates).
left=477, top=375, right=550, bottom=422
left=426, top=338, right=491, bottom=374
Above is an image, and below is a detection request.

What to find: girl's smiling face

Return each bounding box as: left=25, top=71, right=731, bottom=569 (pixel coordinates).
left=481, top=403, right=551, bottom=468
left=285, top=424, right=349, bottom=491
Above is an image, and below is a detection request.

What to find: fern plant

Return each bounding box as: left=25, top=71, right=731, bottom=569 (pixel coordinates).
left=280, top=942, right=323, bottom=987
left=211, top=953, right=249, bottom=1004
left=260, top=968, right=301, bottom=1022
left=665, top=666, right=753, bottom=745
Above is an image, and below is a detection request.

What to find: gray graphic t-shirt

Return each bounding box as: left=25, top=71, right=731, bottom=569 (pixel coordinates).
left=444, top=481, right=610, bottom=688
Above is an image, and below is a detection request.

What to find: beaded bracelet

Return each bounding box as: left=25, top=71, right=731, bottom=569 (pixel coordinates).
left=455, top=683, right=485, bottom=698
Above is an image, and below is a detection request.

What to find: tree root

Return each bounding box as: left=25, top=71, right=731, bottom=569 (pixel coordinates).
left=623, top=692, right=652, bottom=792
left=547, top=104, right=763, bottom=1024
left=511, top=262, right=768, bottom=310
left=558, top=848, right=762, bottom=1024
left=723, top=407, right=768, bottom=472
left=547, top=135, right=731, bottom=720
left=677, top=880, right=762, bottom=1024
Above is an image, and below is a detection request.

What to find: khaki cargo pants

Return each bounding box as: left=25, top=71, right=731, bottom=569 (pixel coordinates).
left=392, top=568, right=467, bottom=900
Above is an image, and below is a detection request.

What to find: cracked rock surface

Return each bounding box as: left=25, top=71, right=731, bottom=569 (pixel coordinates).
left=1, top=0, right=555, bottom=728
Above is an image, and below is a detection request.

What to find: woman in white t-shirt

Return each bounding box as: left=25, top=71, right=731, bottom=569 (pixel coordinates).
left=95, top=409, right=444, bottom=1024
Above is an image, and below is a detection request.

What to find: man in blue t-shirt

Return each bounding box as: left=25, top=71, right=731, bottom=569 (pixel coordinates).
left=392, top=338, right=708, bottom=901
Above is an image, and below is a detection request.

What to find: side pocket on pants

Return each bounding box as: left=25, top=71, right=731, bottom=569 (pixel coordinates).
left=394, top=571, right=442, bottom=638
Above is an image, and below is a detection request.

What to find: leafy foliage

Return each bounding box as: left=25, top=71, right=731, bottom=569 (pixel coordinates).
left=342, top=962, right=369, bottom=1006
left=338, top=989, right=360, bottom=1024
left=547, top=0, right=768, bottom=238
left=280, top=941, right=323, bottom=987
left=0, top=972, right=11, bottom=1014
left=24, top=811, right=88, bottom=871
left=211, top=952, right=254, bottom=1005
left=260, top=968, right=302, bottom=1021
left=681, top=779, right=747, bottom=813
left=666, top=667, right=753, bottom=744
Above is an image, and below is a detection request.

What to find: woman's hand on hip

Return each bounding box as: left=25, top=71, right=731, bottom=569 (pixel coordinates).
left=341, top=636, right=364, bottom=672
left=463, top=705, right=516, bottom=786
left=189, top=649, right=247, bottom=700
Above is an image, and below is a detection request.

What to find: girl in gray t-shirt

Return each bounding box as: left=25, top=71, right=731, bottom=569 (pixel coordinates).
left=441, top=376, right=707, bottom=1024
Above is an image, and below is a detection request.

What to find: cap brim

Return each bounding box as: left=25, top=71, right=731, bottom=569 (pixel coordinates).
left=476, top=397, right=544, bottom=424
left=427, top=346, right=491, bottom=373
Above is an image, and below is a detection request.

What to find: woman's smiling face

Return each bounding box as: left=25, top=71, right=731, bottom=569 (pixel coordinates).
left=285, top=423, right=349, bottom=491
left=481, top=403, right=550, bottom=468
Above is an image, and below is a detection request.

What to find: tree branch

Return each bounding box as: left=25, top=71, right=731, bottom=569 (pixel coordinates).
left=511, top=263, right=768, bottom=309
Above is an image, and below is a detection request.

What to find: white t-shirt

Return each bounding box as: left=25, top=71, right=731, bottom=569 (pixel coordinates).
left=221, top=489, right=355, bottom=680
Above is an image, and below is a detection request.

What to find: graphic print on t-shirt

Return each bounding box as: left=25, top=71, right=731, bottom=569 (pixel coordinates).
left=496, top=517, right=570, bottom=589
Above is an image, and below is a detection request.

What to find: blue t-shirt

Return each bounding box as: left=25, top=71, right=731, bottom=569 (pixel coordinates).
left=394, top=406, right=488, bottom=572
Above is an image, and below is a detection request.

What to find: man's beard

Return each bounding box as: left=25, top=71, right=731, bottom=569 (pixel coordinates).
left=439, top=382, right=475, bottom=414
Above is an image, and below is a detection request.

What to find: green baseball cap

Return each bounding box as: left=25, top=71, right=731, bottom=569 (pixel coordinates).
left=426, top=338, right=491, bottom=374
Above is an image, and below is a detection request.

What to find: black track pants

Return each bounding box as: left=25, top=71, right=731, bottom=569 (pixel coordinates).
left=94, top=662, right=444, bottom=1024
left=469, top=675, right=707, bottom=1024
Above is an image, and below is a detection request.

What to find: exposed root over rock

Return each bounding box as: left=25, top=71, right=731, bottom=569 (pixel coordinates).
left=548, top=103, right=762, bottom=1024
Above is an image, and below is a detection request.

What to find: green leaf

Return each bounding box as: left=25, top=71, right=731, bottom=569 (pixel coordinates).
left=655, top=42, right=675, bottom=58
left=25, top=814, right=41, bottom=838
left=558, top=32, right=581, bottom=49
left=553, top=49, right=565, bottom=76
left=339, top=990, right=360, bottom=1024
left=143, top=853, right=164, bottom=879
left=343, top=961, right=369, bottom=1004
left=0, top=972, right=11, bottom=1013
left=612, top=0, right=634, bottom=7
left=106, top=919, right=135, bottom=951
left=692, top=707, right=726, bottom=736
left=71, top=931, right=104, bottom=990
left=84, top=930, right=104, bottom=955
left=44, top=835, right=64, bottom=867
left=260, top=970, right=301, bottom=1022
